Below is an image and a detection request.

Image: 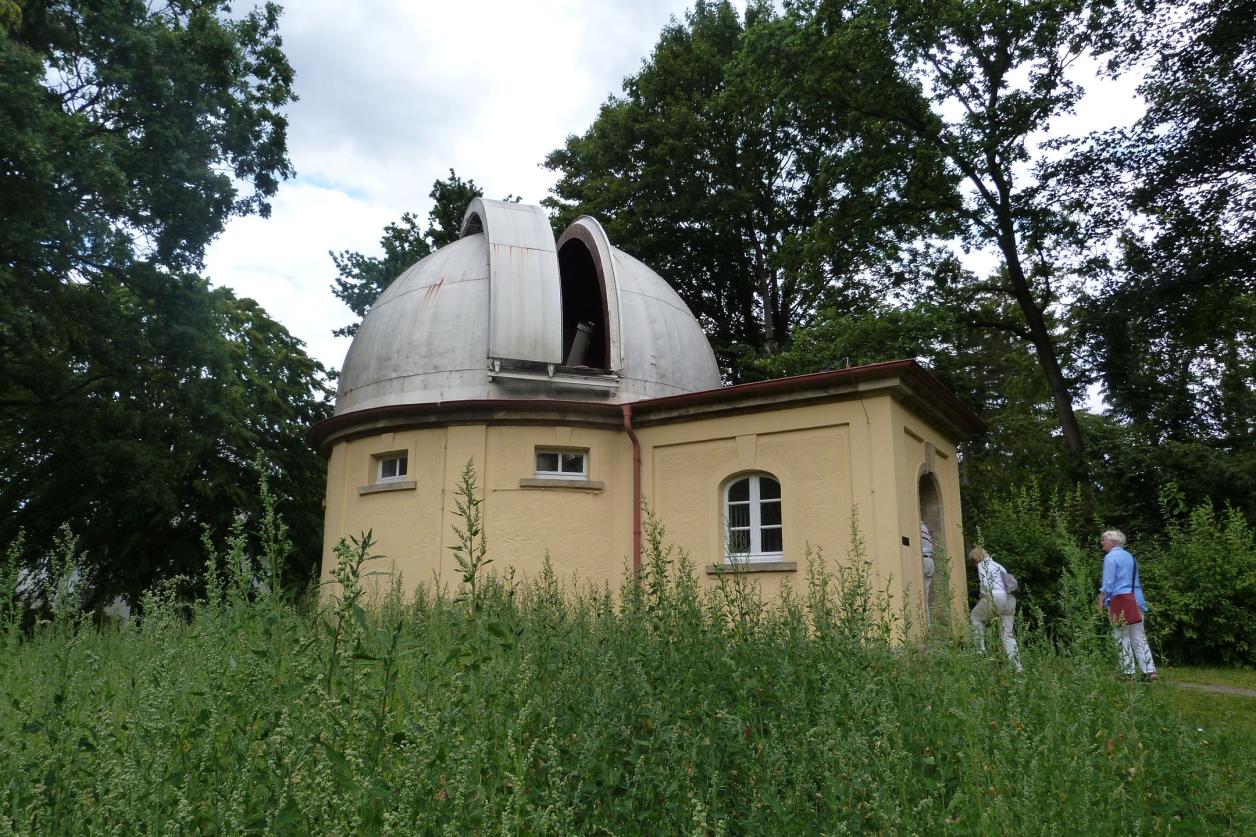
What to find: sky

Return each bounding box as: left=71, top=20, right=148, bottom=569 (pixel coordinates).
left=203, top=1, right=1144, bottom=376
left=204, top=0, right=702, bottom=372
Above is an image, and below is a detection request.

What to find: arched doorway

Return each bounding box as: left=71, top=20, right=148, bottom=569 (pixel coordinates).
left=918, top=470, right=945, bottom=627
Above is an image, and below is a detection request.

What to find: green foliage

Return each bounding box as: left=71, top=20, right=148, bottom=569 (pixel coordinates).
left=1053, top=0, right=1256, bottom=511
left=255, top=461, right=294, bottom=603
left=1142, top=487, right=1256, bottom=666
left=545, top=0, right=955, bottom=372
left=969, top=479, right=1256, bottom=667
left=323, top=529, right=379, bottom=696
left=0, top=516, right=1252, bottom=832
left=2, top=312, right=330, bottom=609
left=540, top=0, right=1255, bottom=531
left=758, top=295, right=1081, bottom=506
left=1062, top=0, right=1256, bottom=522
left=796, top=0, right=1100, bottom=465
left=43, top=524, right=88, bottom=628
left=0, top=529, right=22, bottom=630
left=969, top=482, right=1090, bottom=627
left=448, top=459, right=492, bottom=615
left=0, top=1, right=294, bottom=276
left=0, top=1, right=328, bottom=607
left=1082, top=412, right=1256, bottom=536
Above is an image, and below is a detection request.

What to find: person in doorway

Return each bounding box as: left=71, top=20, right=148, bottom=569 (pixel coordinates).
left=1098, top=529, right=1157, bottom=681
left=969, top=547, right=1022, bottom=670
left=920, top=520, right=935, bottom=622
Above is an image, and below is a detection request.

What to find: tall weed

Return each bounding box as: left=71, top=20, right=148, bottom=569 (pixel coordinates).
left=0, top=480, right=1252, bottom=832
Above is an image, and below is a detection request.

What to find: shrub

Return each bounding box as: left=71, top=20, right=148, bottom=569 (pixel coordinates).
left=968, top=481, right=1089, bottom=630
left=1142, top=486, right=1256, bottom=666
left=0, top=488, right=1251, bottom=833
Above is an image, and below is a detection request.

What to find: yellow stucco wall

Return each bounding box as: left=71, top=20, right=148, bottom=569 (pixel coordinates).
left=891, top=399, right=969, bottom=629
left=319, top=392, right=969, bottom=636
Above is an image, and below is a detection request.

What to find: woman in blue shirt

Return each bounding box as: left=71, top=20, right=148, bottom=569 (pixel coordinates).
left=1097, top=529, right=1158, bottom=681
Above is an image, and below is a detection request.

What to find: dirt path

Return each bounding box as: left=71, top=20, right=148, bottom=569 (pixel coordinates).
left=1168, top=680, right=1256, bottom=698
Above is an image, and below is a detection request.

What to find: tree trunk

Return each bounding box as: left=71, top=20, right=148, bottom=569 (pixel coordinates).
left=995, top=218, right=1090, bottom=483
left=749, top=232, right=778, bottom=353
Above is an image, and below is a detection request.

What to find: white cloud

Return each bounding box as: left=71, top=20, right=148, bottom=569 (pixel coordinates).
left=207, top=0, right=699, bottom=370
left=204, top=182, right=399, bottom=370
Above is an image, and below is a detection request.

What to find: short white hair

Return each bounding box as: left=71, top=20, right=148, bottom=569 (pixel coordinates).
left=1101, top=529, right=1126, bottom=546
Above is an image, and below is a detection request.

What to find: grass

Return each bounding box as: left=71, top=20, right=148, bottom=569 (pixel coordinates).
left=0, top=571, right=1250, bottom=831
left=1158, top=685, right=1256, bottom=829
left=1162, top=665, right=1256, bottom=691
left=1, top=483, right=1252, bottom=834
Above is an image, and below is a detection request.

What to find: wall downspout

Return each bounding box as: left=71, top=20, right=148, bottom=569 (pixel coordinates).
left=621, top=403, right=642, bottom=581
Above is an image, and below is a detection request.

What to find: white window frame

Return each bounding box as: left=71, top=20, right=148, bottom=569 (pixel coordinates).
left=724, top=473, right=783, bottom=563
left=534, top=448, right=589, bottom=481
left=375, top=452, right=409, bottom=483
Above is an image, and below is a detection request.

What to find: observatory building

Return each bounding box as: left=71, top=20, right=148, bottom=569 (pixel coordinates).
left=310, top=199, right=981, bottom=626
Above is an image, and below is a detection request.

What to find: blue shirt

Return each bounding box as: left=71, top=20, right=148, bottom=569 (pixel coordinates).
left=1100, top=546, right=1148, bottom=612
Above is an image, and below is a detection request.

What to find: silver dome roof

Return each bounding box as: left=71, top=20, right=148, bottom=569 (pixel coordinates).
left=334, top=199, right=721, bottom=415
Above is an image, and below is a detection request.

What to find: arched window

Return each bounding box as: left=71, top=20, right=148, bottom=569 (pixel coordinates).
left=724, top=473, right=783, bottom=562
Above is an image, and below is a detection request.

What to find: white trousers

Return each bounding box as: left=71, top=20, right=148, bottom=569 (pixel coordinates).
left=1112, top=621, right=1157, bottom=675
left=922, top=557, right=935, bottom=624
left=971, top=595, right=1021, bottom=669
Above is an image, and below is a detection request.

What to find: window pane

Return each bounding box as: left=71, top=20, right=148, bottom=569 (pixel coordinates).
left=727, top=530, right=750, bottom=554
left=761, top=527, right=782, bottom=553
left=536, top=452, right=559, bottom=472
left=758, top=477, right=781, bottom=500
left=760, top=500, right=781, bottom=526
left=728, top=478, right=750, bottom=502
left=560, top=452, right=585, bottom=473
left=727, top=502, right=749, bottom=529
left=381, top=455, right=406, bottom=479
left=396, top=455, right=408, bottom=477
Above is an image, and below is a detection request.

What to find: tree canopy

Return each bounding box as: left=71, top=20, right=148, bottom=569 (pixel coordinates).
left=544, top=0, right=1256, bottom=528
left=545, top=0, right=957, bottom=376
left=1, top=1, right=328, bottom=605
left=1066, top=0, right=1256, bottom=523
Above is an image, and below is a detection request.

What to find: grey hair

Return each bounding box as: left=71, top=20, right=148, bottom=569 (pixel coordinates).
left=1101, top=529, right=1127, bottom=546
left=968, top=546, right=989, bottom=562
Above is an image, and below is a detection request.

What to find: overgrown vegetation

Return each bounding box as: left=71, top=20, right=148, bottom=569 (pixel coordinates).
left=1, top=474, right=1252, bottom=834
left=970, top=482, right=1256, bottom=667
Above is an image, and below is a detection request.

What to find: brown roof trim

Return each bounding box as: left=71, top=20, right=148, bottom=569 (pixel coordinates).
left=307, top=359, right=985, bottom=454
left=307, top=398, right=622, bottom=454
left=641, top=359, right=975, bottom=418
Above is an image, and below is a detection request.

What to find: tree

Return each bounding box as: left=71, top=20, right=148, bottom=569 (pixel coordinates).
left=1064, top=0, right=1256, bottom=522
left=545, top=0, right=956, bottom=376
left=1, top=1, right=293, bottom=276
left=0, top=277, right=332, bottom=605
left=786, top=0, right=1107, bottom=478
left=331, top=169, right=485, bottom=336
left=0, top=1, right=326, bottom=605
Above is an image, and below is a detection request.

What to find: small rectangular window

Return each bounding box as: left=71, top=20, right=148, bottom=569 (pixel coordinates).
left=535, top=448, right=588, bottom=480
left=377, top=453, right=408, bottom=482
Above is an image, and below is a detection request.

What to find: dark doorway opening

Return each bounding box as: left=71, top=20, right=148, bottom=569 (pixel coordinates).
left=919, top=472, right=945, bottom=626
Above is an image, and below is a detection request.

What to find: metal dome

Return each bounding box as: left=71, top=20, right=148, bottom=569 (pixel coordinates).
left=334, top=199, right=721, bottom=415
